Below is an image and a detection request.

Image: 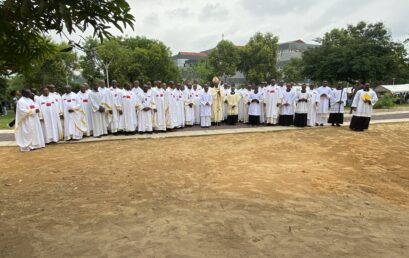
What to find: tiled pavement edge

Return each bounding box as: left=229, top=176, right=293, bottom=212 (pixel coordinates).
left=0, top=118, right=408, bottom=147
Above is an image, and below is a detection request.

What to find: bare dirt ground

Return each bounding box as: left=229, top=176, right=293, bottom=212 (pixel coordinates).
left=1, top=123, right=409, bottom=258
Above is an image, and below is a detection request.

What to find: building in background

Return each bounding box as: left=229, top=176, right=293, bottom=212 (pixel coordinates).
left=173, top=39, right=318, bottom=83
left=172, top=52, right=208, bottom=68
left=277, top=40, right=318, bottom=69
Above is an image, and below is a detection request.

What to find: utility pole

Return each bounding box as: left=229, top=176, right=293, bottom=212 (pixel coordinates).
left=105, top=62, right=110, bottom=87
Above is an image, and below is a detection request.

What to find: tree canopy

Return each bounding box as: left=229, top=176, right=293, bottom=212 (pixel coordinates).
left=0, top=0, right=134, bottom=75
left=80, top=37, right=180, bottom=84
left=282, top=58, right=304, bottom=82
left=25, top=42, right=78, bottom=89
left=302, top=22, right=409, bottom=84
left=208, top=40, right=240, bottom=79
left=239, top=32, right=279, bottom=83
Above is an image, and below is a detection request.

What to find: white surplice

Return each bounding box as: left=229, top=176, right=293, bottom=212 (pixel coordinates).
left=137, top=91, right=156, bottom=132
left=77, top=91, right=93, bottom=136
left=15, top=97, right=45, bottom=151
left=193, top=88, right=202, bottom=125
left=165, top=88, right=178, bottom=129
left=248, top=92, right=262, bottom=116
left=351, top=89, right=378, bottom=117
left=183, top=88, right=195, bottom=125
left=330, top=88, right=348, bottom=114
left=88, top=90, right=106, bottom=137
left=307, top=89, right=320, bottom=127
left=62, top=92, right=87, bottom=140
left=120, top=90, right=138, bottom=132
left=37, top=95, right=63, bottom=143
left=152, top=88, right=166, bottom=131
left=200, top=91, right=212, bottom=127
left=280, top=90, right=296, bottom=115
left=264, top=84, right=283, bottom=124
left=295, top=91, right=310, bottom=114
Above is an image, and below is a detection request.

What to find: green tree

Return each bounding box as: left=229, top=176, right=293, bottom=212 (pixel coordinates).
left=239, top=32, right=279, bottom=83
left=23, top=42, right=78, bottom=90
left=80, top=37, right=180, bottom=84
left=79, top=38, right=103, bottom=84
left=282, top=58, right=304, bottom=82
left=191, top=59, right=214, bottom=82
left=302, top=21, right=409, bottom=84
left=0, top=0, right=134, bottom=75
left=208, top=40, right=240, bottom=80
left=96, top=38, right=124, bottom=84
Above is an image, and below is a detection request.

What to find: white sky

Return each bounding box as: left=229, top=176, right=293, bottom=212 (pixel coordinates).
left=52, top=0, right=409, bottom=54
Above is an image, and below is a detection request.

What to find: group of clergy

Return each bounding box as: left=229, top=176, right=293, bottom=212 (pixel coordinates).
left=14, top=78, right=378, bottom=152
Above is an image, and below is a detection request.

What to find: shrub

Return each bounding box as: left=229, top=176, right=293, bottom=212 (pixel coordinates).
left=374, top=93, right=397, bottom=109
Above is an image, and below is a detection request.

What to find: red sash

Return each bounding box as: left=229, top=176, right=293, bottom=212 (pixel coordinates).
left=83, top=99, right=88, bottom=103
left=46, top=103, right=52, bottom=107
left=29, top=105, right=35, bottom=109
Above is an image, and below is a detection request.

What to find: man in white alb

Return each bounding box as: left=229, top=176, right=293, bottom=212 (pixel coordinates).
left=37, top=87, right=63, bottom=143
left=200, top=84, right=212, bottom=128
left=15, top=89, right=45, bottom=151
left=316, top=80, right=332, bottom=126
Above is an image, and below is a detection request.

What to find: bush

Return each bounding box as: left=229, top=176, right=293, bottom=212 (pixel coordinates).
left=374, top=93, right=397, bottom=109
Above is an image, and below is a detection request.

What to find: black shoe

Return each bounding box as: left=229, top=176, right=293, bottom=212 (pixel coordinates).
left=336, top=124, right=341, bottom=127
left=320, top=124, right=324, bottom=126
left=8, top=119, right=15, bottom=128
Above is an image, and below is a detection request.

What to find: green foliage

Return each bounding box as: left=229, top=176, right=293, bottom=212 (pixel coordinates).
left=79, top=38, right=103, bottom=84
left=0, top=111, right=15, bottom=129
left=302, top=22, right=409, bottom=83
left=23, top=42, right=78, bottom=91
left=374, top=93, right=397, bottom=109
left=186, top=59, right=214, bottom=82
left=0, top=77, right=7, bottom=97
left=0, top=42, right=77, bottom=98
left=80, top=37, right=180, bottom=84
left=239, top=32, right=279, bottom=83
left=3, top=75, right=26, bottom=97
left=208, top=40, right=240, bottom=78
left=0, top=31, right=56, bottom=76
left=282, top=58, right=304, bottom=82
left=0, top=0, right=135, bottom=74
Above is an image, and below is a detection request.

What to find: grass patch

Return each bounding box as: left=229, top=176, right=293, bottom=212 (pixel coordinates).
left=0, top=111, right=14, bottom=129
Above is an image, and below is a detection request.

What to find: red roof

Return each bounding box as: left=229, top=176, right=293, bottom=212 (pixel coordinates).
left=179, top=52, right=208, bottom=57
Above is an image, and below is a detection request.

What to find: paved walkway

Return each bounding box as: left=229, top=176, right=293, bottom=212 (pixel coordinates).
left=1, top=111, right=408, bottom=147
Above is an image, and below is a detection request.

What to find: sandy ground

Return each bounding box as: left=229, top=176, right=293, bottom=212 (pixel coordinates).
left=1, top=123, right=409, bottom=258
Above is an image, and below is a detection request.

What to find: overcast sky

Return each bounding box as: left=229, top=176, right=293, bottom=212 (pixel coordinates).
left=54, top=0, right=409, bottom=54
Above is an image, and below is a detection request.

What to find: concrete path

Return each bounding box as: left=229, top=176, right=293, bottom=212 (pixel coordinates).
left=1, top=114, right=408, bottom=147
